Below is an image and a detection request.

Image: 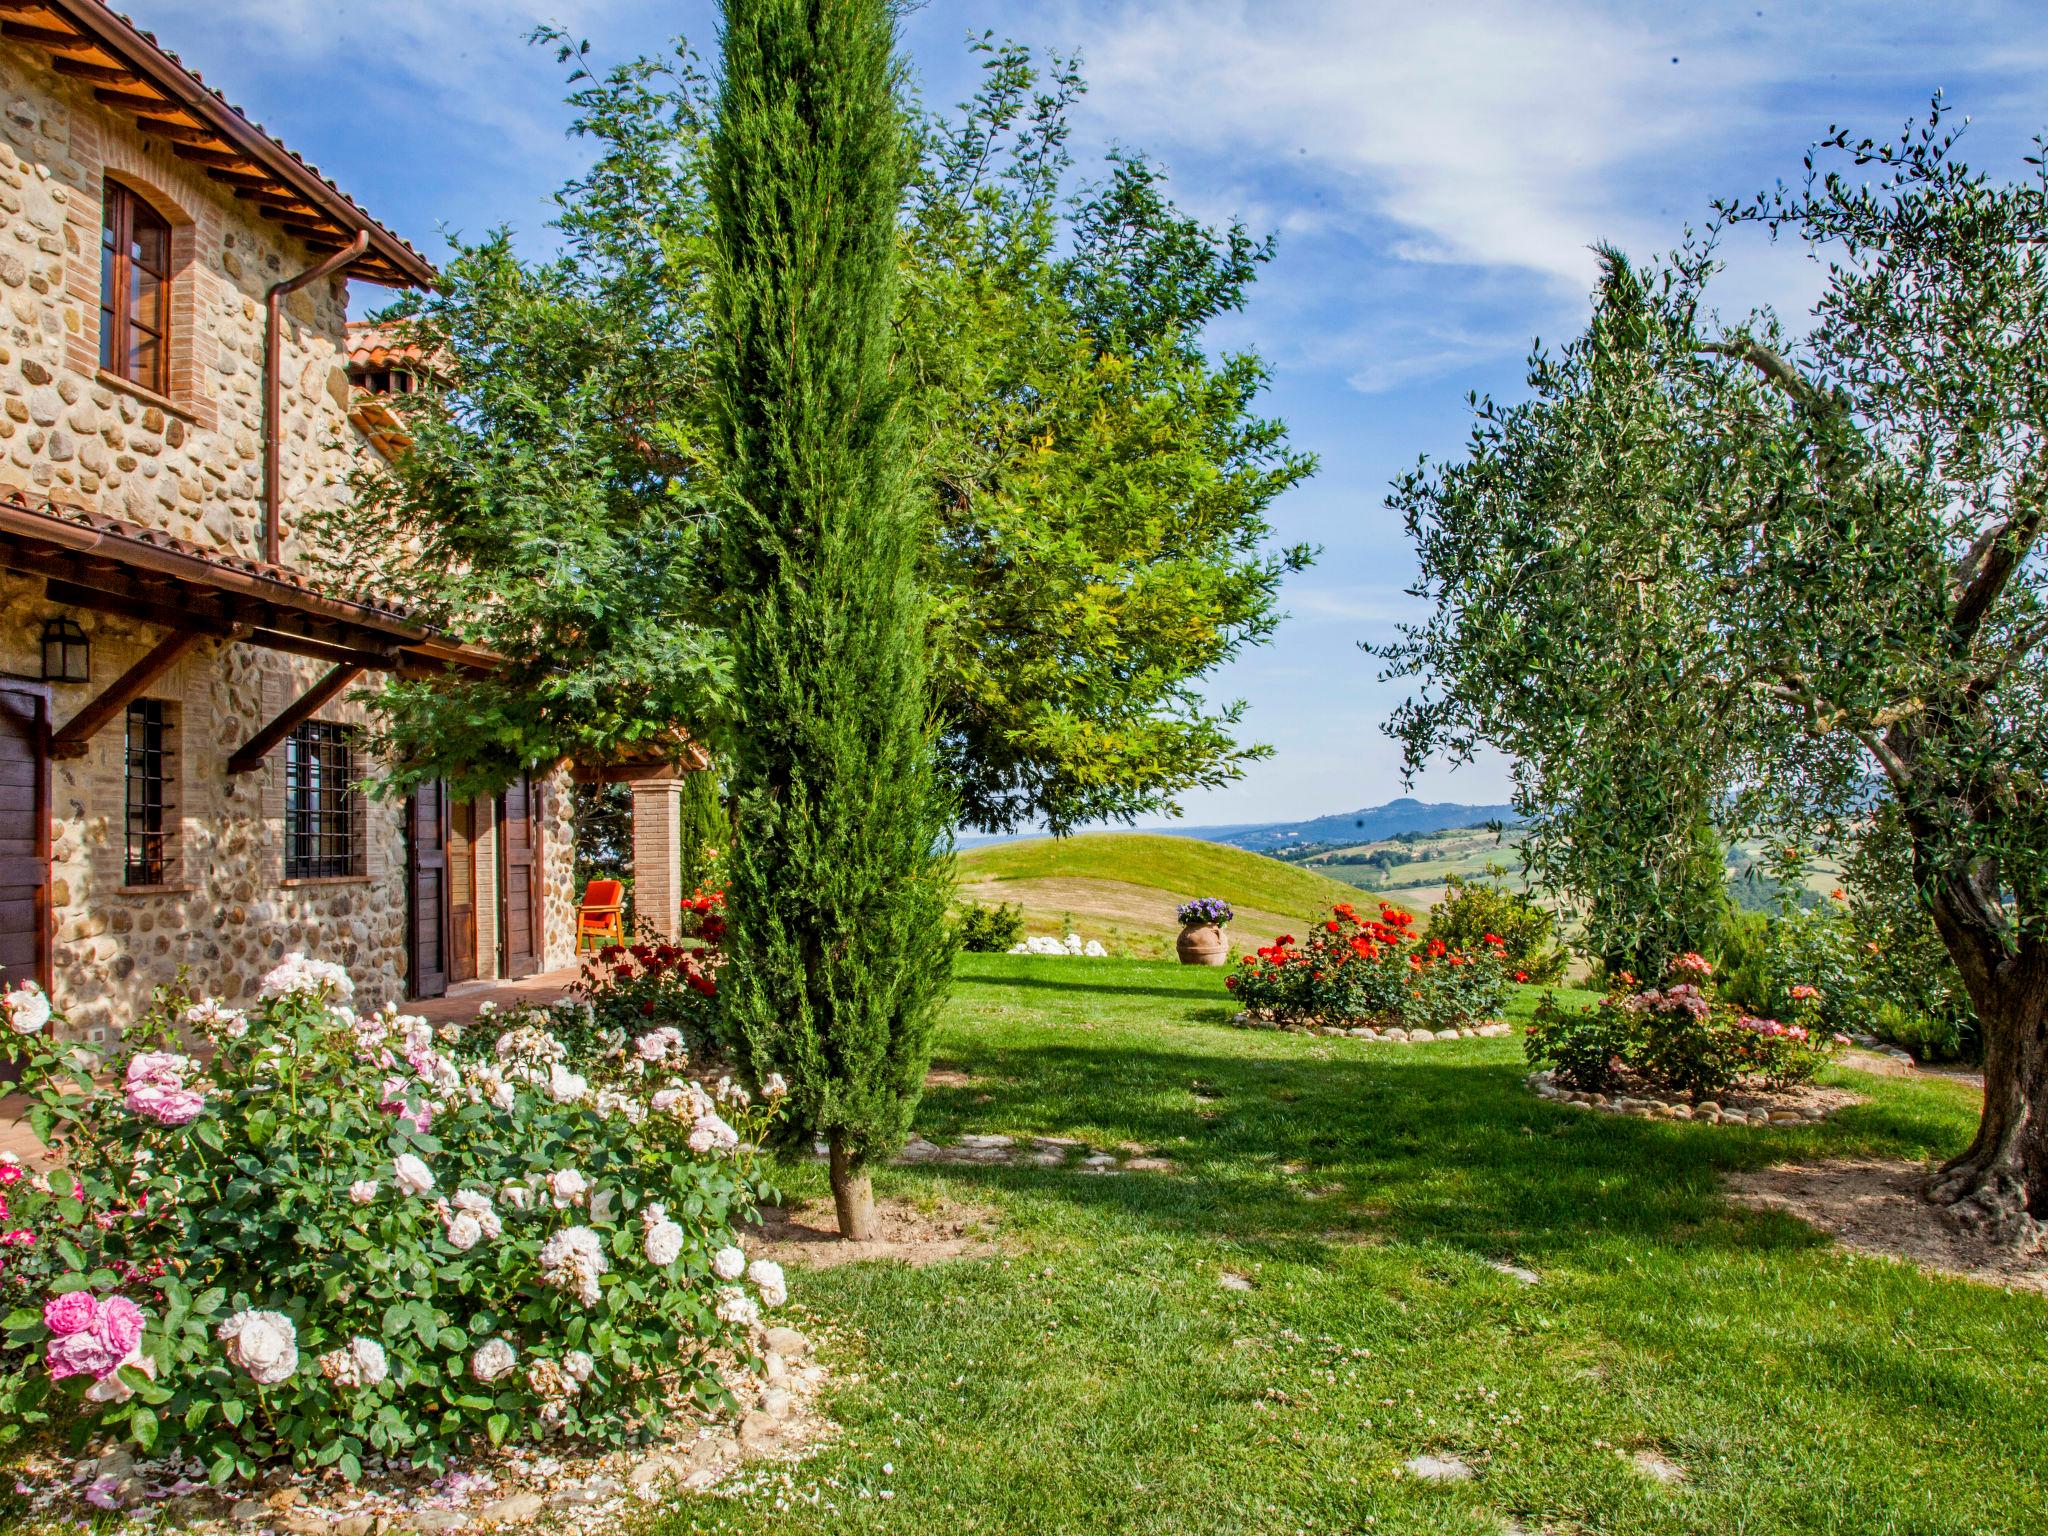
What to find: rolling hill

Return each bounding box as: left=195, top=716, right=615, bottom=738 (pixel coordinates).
left=1152, top=797, right=1521, bottom=854
left=956, top=833, right=1394, bottom=958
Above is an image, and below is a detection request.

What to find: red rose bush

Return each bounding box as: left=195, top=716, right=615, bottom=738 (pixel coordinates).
left=1226, top=902, right=1513, bottom=1034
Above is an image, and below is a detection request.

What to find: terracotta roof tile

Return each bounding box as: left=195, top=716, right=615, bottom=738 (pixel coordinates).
left=2, top=2, right=433, bottom=286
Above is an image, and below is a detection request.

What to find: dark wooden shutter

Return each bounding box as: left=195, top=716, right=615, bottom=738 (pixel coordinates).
left=498, top=772, right=540, bottom=980
left=407, top=781, right=450, bottom=998
left=0, top=685, right=51, bottom=1080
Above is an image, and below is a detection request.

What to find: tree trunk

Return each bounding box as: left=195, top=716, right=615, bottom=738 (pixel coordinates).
left=1920, top=898, right=2048, bottom=1251
left=828, top=1131, right=877, bottom=1242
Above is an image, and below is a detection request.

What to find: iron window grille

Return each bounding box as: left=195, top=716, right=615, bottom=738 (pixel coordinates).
left=124, top=699, right=172, bottom=885
left=285, top=720, right=364, bottom=879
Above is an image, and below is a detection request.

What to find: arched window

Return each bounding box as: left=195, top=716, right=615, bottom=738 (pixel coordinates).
left=100, top=179, right=171, bottom=395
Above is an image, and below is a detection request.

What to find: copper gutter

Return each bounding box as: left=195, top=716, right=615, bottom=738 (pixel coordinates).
left=262, top=231, right=368, bottom=564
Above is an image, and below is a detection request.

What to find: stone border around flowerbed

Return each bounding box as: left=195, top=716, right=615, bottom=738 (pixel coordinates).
left=7, top=1327, right=830, bottom=1534
left=1526, top=1069, right=1838, bottom=1126
left=1230, top=1013, right=1518, bottom=1043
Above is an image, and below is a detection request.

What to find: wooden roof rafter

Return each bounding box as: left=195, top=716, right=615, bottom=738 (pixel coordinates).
left=0, top=0, right=432, bottom=288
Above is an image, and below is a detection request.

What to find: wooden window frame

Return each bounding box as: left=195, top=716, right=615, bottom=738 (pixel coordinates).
left=284, top=720, right=364, bottom=881
left=123, top=698, right=175, bottom=886
left=100, top=178, right=171, bottom=397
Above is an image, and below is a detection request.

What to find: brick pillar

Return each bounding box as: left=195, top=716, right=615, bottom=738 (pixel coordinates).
left=630, top=778, right=685, bottom=942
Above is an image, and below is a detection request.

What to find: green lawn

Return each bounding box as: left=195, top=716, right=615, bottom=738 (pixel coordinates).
left=669, top=955, right=2042, bottom=1536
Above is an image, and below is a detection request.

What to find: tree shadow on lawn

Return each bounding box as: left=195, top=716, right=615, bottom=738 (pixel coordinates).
left=956, top=972, right=1233, bottom=1004
left=903, top=1040, right=1986, bottom=1278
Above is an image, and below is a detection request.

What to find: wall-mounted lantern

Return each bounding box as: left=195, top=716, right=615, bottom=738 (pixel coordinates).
left=40, top=616, right=90, bottom=684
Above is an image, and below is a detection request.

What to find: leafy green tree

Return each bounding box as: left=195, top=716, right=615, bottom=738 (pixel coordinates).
left=1426, top=870, right=1567, bottom=984
left=317, top=36, right=1312, bottom=830
left=707, top=0, right=956, bottom=1240
left=1382, top=250, right=1737, bottom=982
left=1390, top=103, right=2048, bottom=1244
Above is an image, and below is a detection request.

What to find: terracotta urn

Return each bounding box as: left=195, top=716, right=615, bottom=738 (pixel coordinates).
left=1177, top=922, right=1230, bottom=966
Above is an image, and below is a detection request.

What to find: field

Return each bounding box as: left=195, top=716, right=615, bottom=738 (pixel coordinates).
left=669, top=956, right=2042, bottom=1536
left=956, top=833, right=1369, bottom=956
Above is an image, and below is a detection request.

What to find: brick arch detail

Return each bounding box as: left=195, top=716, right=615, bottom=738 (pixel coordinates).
left=59, top=128, right=223, bottom=431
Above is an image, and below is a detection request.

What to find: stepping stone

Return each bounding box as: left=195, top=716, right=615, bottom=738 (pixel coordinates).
left=1405, top=1454, right=1475, bottom=1482
left=1124, top=1156, right=1175, bottom=1172
left=956, top=1133, right=1014, bottom=1149
left=1218, top=1270, right=1255, bottom=1291
left=1487, top=1260, right=1540, bottom=1285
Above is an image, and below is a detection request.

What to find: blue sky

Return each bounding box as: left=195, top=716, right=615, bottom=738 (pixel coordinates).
left=131, top=0, right=2048, bottom=827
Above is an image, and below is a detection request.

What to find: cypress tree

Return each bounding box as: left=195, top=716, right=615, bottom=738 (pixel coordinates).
left=707, top=0, right=956, bottom=1239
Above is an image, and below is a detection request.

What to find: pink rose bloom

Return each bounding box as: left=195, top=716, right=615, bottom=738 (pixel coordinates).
left=43, top=1290, right=99, bottom=1337
left=95, top=1295, right=144, bottom=1357
left=47, top=1328, right=123, bottom=1381
left=126, top=1082, right=207, bottom=1126
left=124, top=1051, right=193, bottom=1089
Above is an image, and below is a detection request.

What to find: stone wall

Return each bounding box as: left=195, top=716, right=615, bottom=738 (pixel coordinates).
left=0, top=47, right=361, bottom=563
left=541, top=766, right=579, bottom=972
left=0, top=47, right=575, bottom=1040
left=2, top=580, right=408, bottom=1047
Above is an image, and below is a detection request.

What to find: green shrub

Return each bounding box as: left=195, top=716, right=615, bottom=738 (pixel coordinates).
left=1524, top=993, right=1632, bottom=1090
left=1715, top=906, right=1863, bottom=1036
left=1868, top=1000, right=1973, bottom=1063
left=955, top=901, right=1026, bottom=954
left=1427, top=872, right=1567, bottom=984
left=1, top=959, right=786, bottom=1477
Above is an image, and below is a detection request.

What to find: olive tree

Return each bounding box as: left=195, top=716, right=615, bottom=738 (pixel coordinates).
left=1390, top=104, right=2048, bottom=1247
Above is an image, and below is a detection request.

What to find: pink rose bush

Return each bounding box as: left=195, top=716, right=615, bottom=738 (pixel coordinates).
left=1527, top=951, right=1844, bottom=1095
left=1, top=956, right=790, bottom=1480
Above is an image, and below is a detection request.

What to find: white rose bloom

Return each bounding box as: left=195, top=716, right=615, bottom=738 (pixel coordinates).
left=546, top=1168, right=589, bottom=1208
left=687, top=1112, right=740, bottom=1154
left=500, top=1180, right=533, bottom=1211
left=539, top=1225, right=609, bottom=1306
left=4, top=981, right=51, bottom=1035
left=643, top=1221, right=684, bottom=1267
left=350, top=1337, right=389, bottom=1385
left=761, top=1073, right=789, bottom=1100
left=348, top=1179, right=378, bottom=1205
left=547, top=1065, right=590, bottom=1104
left=445, top=1212, right=484, bottom=1251
left=713, top=1286, right=761, bottom=1329
left=563, top=1349, right=595, bottom=1384
left=84, top=1343, right=155, bottom=1403
left=470, top=1337, right=517, bottom=1383
left=748, top=1258, right=788, bottom=1308
left=258, top=953, right=355, bottom=1001
left=711, top=1245, right=747, bottom=1281
left=218, top=1309, right=300, bottom=1385
left=392, top=1153, right=435, bottom=1197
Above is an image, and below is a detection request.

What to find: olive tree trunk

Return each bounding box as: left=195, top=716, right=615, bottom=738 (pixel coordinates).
left=1919, top=871, right=2048, bottom=1250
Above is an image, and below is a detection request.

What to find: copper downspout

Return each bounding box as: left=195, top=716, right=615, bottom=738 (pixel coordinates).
left=263, top=231, right=370, bottom=564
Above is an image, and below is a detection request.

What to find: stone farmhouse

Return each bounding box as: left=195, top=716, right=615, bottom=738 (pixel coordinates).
left=0, top=2, right=712, bottom=1045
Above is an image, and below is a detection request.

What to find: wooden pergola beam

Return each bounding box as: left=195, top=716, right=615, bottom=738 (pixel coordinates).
left=226, top=663, right=362, bottom=774
left=50, top=627, right=206, bottom=759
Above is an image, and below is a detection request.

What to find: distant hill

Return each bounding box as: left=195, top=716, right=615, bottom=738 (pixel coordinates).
left=1149, top=798, right=1521, bottom=854
left=956, top=832, right=1380, bottom=958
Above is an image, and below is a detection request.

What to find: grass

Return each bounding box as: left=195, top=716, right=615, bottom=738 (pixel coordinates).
left=667, top=956, right=2043, bottom=1536
left=956, top=834, right=1370, bottom=956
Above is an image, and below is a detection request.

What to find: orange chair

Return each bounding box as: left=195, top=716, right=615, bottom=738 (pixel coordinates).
left=576, top=879, right=625, bottom=952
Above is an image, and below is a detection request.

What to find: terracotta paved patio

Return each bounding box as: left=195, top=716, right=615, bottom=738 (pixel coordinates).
left=0, top=968, right=581, bottom=1168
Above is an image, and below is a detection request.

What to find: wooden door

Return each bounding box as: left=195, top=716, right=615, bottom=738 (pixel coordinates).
left=498, top=771, right=542, bottom=980
left=407, top=781, right=450, bottom=999
left=448, top=798, right=478, bottom=985
left=0, top=683, right=50, bottom=1081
